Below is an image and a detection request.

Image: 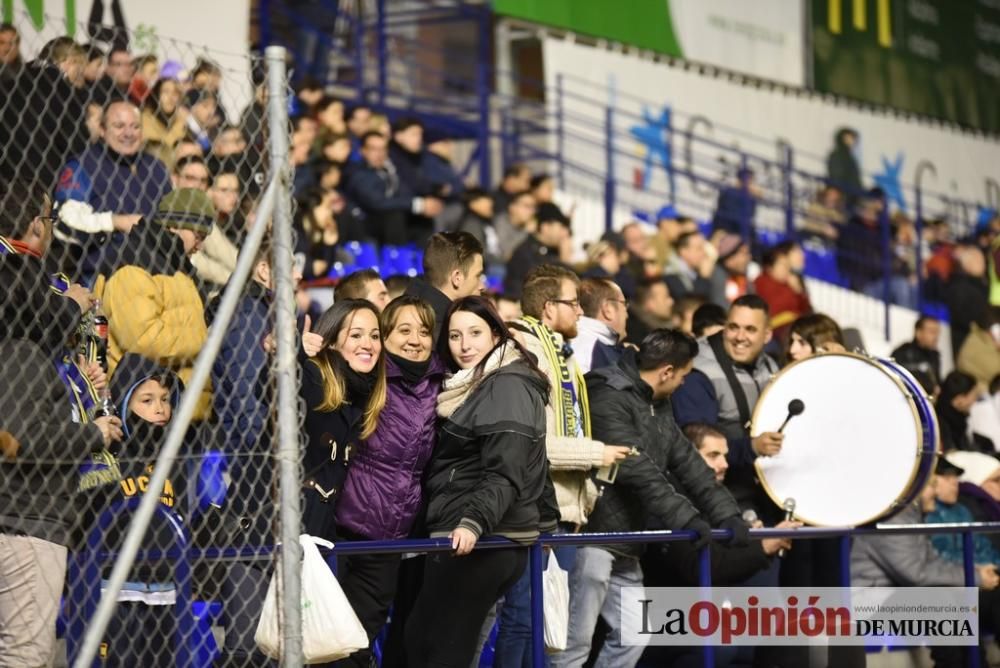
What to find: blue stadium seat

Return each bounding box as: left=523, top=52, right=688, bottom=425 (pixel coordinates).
left=194, top=451, right=228, bottom=517
left=344, top=241, right=379, bottom=270
left=922, top=301, right=951, bottom=322
left=327, top=261, right=351, bottom=279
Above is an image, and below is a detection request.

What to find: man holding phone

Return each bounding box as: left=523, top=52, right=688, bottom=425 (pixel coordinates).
left=552, top=329, right=747, bottom=668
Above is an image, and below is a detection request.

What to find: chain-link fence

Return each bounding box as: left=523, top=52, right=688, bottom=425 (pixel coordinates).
left=1, top=12, right=304, bottom=667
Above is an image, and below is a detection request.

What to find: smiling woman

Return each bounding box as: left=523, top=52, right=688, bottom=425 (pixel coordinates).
left=298, top=299, right=387, bottom=543
left=405, top=296, right=556, bottom=666
left=332, top=296, right=447, bottom=667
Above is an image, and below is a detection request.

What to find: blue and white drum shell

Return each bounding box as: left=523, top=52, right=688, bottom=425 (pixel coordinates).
left=751, top=352, right=939, bottom=527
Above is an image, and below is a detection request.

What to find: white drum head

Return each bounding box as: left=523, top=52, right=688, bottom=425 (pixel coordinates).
left=752, top=353, right=923, bottom=526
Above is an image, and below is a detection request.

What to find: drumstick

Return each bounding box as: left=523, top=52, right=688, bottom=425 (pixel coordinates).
left=776, top=399, right=806, bottom=434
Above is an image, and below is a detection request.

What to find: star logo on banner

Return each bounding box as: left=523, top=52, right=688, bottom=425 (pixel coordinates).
left=873, top=153, right=907, bottom=212
left=630, top=106, right=672, bottom=191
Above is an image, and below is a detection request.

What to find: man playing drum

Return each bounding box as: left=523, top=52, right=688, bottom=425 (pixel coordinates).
left=672, top=294, right=782, bottom=518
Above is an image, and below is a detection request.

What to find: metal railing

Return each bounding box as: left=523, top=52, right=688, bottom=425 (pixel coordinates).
left=66, top=503, right=1000, bottom=668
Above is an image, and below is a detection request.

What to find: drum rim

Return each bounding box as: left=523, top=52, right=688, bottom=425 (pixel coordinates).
left=750, top=350, right=929, bottom=527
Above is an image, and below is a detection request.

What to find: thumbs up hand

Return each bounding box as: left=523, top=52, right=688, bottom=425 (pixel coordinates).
left=302, top=314, right=324, bottom=358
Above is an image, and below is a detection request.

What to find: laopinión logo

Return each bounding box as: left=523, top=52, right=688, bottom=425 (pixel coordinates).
left=621, top=587, right=978, bottom=647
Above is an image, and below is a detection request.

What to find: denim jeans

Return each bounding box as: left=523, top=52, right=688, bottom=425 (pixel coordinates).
left=549, top=546, right=646, bottom=668
left=494, top=545, right=577, bottom=668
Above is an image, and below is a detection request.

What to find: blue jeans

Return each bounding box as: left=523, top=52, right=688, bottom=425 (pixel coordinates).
left=493, top=545, right=577, bottom=668
left=549, top=547, right=646, bottom=668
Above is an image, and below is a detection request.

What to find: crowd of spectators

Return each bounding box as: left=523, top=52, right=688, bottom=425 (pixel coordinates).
left=2, top=22, right=1000, bottom=668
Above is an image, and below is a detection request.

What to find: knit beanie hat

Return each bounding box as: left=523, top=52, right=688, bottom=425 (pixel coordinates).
left=153, top=188, right=216, bottom=235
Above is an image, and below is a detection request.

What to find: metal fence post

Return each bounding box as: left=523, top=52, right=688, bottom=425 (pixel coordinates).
left=555, top=73, right=565, bottom=185
left=604, top=105, right=615, bottom=233
left=915, top=185, right=925, bottom=309
left=740, top=153, right=752, bottom=245
left=375, top=0, right=387, bottom=107
left=879, top=204, right=892, bottom=342
left=477, top=7, right=492, bottom=188
left=698, top=545, right=714, bottom=668
left=666, top=107, right=676, bottom=205
left=962, top=532, right=982, bottom=668
left=530, top=543, right=546, bottom=667
left=354, top=5, right=366, bottom=101
left=267, top=45, right=306, bottom=668
left=783, top=144, right=795, bottom=238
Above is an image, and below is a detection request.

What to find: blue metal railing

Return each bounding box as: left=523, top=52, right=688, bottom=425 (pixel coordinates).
left=65, top=502, right=1000, bottom=668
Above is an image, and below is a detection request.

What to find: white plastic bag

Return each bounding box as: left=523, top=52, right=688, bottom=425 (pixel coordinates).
left=255, top=534, right=369, bottom=663
left=542, top=551, right=570, bottom=651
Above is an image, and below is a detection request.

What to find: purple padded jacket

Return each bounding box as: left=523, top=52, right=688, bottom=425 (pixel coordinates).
left=335, top=354, right=445, bottom=539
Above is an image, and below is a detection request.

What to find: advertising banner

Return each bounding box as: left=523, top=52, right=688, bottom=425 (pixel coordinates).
left=812, top=0, right=1000, bottom=133
left=495, top=0, right=806, bottom=86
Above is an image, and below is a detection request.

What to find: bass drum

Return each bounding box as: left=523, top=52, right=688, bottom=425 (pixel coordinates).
left=751, top=352, right=938, bottom=527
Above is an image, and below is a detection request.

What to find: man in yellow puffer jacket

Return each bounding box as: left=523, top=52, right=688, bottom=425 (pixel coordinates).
left=99, top=188, right=215, bottom=420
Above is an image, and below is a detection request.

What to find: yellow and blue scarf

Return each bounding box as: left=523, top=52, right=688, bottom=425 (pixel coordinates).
left=521, top=316, right=591, bottom=438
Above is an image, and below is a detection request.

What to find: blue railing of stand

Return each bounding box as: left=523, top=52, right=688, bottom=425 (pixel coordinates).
left=64, top=514, right=1000, bottom=668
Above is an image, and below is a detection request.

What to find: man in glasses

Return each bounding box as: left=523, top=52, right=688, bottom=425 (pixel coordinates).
left=572, top=277, right=630, bottom=374
left=494, top=264, right=632, bottom=663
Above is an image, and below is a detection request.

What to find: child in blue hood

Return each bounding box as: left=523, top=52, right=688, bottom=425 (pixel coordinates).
left=78, top=353, right=185, bottom=667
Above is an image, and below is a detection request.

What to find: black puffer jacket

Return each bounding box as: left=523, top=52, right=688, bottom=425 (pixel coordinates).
left=584, top=350, right=741, bottom=557
left=425, top=358, right=558, bottom=544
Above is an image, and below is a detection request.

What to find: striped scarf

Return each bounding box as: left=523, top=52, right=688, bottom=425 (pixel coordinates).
left=520, top=316, right=591, bottom=438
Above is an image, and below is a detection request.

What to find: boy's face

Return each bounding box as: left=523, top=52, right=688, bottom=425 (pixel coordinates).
left=129, top=379, right=172, bottom=426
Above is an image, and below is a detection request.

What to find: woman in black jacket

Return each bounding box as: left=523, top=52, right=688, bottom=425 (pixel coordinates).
left=404, top=296, right=555, bottom=667
left=300, top=298, right=387, bottom=542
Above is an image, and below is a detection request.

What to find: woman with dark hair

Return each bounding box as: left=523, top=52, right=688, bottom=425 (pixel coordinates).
left=333, top=295, right=446, bottom=668
left=786, top=312, right=846, bottom=364
left=141, top=78, right=188, bottom=166
left=300, top=299, right=387, bottom=541
left=295, top=188, right=352, bottom=280
left=405, top=296, right=556, bottom=667
left=937, top=371, right=993, bottom=453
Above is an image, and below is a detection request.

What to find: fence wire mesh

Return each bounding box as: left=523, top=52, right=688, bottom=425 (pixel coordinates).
left=0, top=12, right=301, bottom=667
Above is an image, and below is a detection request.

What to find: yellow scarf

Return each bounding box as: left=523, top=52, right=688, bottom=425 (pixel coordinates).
left=521, top=316, right=591, bottom=438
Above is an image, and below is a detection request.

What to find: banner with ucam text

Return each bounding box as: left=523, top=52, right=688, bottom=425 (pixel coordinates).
left=542, top=38, right=1000, bottom=230
left=622, top=588, right=979, bottom=646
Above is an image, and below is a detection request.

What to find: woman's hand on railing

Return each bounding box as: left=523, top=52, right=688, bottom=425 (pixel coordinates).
left=450, top=527, right=478, bottom=556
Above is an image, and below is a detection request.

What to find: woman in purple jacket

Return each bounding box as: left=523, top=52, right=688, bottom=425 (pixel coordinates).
left=334, top=295, right=445, bottom=667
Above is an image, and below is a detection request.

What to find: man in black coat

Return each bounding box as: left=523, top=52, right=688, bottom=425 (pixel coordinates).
left=891, top=315, right=943, bottom=394
left=345, top=131, right=442, bottom=246
left=503, top=211, right=571, bottom=299
left=552, top=329, right=747, bottom=668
